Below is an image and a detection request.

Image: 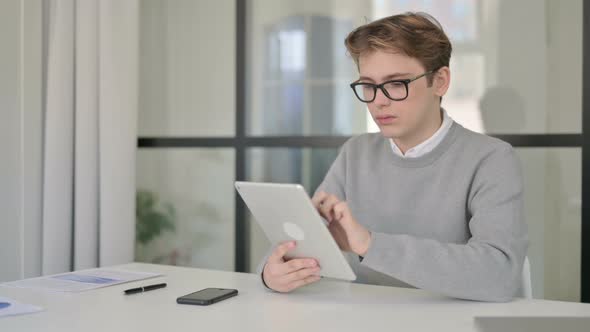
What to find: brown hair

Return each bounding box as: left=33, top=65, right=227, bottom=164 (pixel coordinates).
left=345, top=12, right=452, bottom=85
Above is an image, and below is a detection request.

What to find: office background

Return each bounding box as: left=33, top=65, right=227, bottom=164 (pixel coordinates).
left=1, top=0, right=588, bottom=303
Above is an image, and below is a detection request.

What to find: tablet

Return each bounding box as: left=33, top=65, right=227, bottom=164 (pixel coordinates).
left=235, top=181, right=356, bottom=281
left=475, top=317, right=590, bottom=332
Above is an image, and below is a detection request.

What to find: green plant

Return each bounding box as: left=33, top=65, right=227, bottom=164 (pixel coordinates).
left=136, top=190, right=176, bottom=245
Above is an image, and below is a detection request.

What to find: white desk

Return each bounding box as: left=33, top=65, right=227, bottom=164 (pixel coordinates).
left=1, top=263, right=589, bottom=332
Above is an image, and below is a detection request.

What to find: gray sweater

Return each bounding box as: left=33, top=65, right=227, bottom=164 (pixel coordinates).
left=315, top=121, right=528, bottom=302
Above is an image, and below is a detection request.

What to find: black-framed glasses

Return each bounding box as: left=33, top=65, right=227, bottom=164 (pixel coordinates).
left=350, top=70, right=435, bottom=103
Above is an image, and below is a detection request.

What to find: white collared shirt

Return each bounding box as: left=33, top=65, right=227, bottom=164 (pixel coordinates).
left=390, top=109, right=453, bottom=158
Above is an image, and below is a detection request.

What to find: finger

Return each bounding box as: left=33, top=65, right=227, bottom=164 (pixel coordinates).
left=286, top=274, right=322, bottom=291
left=319, top=195, right=340, bottom=222
left=333, top=201, right=351, bottom=222
left=281, top=258, right=318, bottom=274
left=282, top=266, right=321, bottom=284
left=267, top=241, right=296, bottom=264
left=312, top=191, right=338, bottom=221
left=311, top=191, right=328, bottom=209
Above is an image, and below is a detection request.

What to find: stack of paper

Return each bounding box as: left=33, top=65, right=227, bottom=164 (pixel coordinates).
left=2, top=269, right=162, bottom=292
left=0, top=297, right=43, bottom=318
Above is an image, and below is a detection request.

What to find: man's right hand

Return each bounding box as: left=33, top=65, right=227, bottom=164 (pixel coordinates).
left=262, top=241, right=321, bottom=292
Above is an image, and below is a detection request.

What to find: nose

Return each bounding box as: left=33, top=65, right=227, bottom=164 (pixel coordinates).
left=372, top=87, right=391, bottom=107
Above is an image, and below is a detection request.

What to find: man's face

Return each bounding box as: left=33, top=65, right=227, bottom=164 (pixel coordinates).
left=357, top=50, right=441, bottom=141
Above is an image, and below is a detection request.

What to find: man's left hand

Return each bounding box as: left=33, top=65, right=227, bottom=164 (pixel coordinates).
left=312, top=191, right=372, bottom=257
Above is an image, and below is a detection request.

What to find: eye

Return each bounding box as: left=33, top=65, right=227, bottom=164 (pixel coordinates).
left=384, top=81, right=405, bottom=88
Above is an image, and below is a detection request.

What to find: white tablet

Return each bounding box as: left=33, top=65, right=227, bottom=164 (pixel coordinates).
left=235, top=181, right=356, bottom=281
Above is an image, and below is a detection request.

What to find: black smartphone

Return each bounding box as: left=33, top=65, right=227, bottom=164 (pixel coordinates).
left=176, top=288, right=238, bottom=306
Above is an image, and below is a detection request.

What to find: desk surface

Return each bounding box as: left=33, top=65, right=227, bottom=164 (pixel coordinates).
left=1, top=263, right=589, bottom=332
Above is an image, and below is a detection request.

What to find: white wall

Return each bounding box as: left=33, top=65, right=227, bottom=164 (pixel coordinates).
left=0, top=0, right=43, bottom=282
left=507, top=0, right=582, bottom=302
left=138, top=0, right=236, bottom=137
left=136, top=0, right=237, bottom=270
left=543, top=0, right=583, bottom=301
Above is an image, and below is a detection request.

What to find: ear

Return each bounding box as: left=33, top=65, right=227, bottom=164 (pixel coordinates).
left=433, top=66, right=450, bottom=98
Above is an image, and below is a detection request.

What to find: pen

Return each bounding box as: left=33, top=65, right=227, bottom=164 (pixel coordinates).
left=124, top=283, right=167, bottom=295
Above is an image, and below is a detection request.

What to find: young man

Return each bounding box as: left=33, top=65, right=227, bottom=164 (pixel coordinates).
left=260, top=12, right=528, bottom=302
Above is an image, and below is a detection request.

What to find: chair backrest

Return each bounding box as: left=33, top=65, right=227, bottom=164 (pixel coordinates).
left=517, top=256, right=532, bottom=299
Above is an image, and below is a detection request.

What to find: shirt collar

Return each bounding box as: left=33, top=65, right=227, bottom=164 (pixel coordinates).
left=390, top=108, right=453, bottom=158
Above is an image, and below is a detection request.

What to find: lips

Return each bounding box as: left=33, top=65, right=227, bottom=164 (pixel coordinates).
left=375, top=115, right=399, bottom=125
left=376, top=115, right=398, bottom=120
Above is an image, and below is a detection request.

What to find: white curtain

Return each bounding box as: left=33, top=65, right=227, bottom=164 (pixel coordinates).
left=42, top=0, right=139, bottom=274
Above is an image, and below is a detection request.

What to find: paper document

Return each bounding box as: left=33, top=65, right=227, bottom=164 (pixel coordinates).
left=0, top=297, right=43, bottom=318
left=1, top=269, right=162, bottom=292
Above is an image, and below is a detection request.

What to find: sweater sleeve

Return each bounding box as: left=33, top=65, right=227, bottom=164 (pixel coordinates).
left=314, top=142, right=347, bottom=200
left=360, top=144, right=528, bottom=302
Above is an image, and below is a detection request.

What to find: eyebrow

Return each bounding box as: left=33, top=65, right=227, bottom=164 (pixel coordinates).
left=357, top=73, right=412, bottom=83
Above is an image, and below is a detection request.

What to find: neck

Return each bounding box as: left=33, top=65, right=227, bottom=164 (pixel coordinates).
left=393, top=108, right=443, bottom=155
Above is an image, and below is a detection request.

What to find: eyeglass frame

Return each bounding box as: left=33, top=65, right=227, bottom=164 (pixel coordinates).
left=349, top=69, right=438, bottom=103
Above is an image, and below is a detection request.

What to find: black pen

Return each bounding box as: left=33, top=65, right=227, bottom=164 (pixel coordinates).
left=124, top=283, right=167, bottom=295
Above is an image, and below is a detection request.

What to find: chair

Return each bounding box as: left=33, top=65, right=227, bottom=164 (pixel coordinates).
left=517, top=256, right=532, bottom=299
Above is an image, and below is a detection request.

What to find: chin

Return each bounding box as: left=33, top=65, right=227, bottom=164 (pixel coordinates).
left=378, top=126, right=405, bottom=139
